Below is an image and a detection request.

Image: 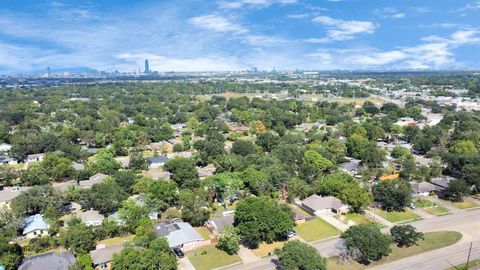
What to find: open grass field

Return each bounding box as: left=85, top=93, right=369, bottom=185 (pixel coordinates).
left=452, top=200, right=480, bottom=209
left=295, top=217, right=341, bottom=242
left=373, top=208, right=422, bottom=223
left=187, top=245, right=241, bottom=270
left=447, top=258, right=480, bottom=270
left=328, top=231, right=462, bottom=270
left=251, top=241, right=285, bottom=258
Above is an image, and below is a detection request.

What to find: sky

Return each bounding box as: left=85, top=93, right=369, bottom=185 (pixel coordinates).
left=0, top=0, right=480, bottom=74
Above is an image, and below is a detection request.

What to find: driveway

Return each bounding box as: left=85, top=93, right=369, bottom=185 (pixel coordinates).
left=317, top=213, right=349, bottom=232
left=237, top=245, right=261, bottom=264
left=178, top=257, right=195, bottom=270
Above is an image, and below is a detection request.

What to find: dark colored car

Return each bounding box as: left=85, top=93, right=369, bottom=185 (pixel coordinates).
left=173, top=247, right=185, bottom=258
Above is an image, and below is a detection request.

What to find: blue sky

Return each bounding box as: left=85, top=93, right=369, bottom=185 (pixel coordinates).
left=0, top=0, right=480, bottom=73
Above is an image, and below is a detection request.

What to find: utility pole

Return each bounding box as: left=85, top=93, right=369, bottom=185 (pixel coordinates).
left=466, top=242, right=473, bottom=270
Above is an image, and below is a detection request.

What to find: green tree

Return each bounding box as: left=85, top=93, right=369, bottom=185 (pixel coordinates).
left=450, top=140, right=478, bottom=155
left=275, top=240, right=326, bottom=270
left=11, top=185, right=66, bottom=216
left=444, top=180, right=471, bottom=202
left=119, top=199, right=150, bottom=233
left=216, top=226, right=240, bottom=255
left=256, top=132, right=279, bottom=152
left=129, top=151, right=148, bottom=171
left=0, top=237, right=23, bottom=270
left=390, top=225, right=424, bottom=247
left=144, top=180, right=178, bottom=211
left=164, top=157, right=199, bottom=188
left=340, top=224, right=392, bottom=263
left=61, top=223, right=95, bottom=255
left=78, top=179, right=128, bottom=214
left=232, top=140, right=256, bottom=156
left=234, top=197, right=293, bottom=248
left=372, top=180, right=412, bottom=211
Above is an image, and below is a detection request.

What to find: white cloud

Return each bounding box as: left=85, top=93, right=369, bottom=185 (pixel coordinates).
left=307, top=16, right=376, bottom=43
left=305, top=29, right=480, bottom=70
left=458, top=1, right=480, bottom=11
left=218, top=0, right=297, bottom=9
left=374, top=7, right=405, bottom=19
left=189, top=15, right=248, bottom=34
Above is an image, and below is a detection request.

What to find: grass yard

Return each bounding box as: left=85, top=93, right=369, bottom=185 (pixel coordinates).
left=187, top=245, right=241, bottom=270
left=447, top=258, right=480, bottom=270
left=328, top=231, right=462, bottom=270
left=251, top=241, right=285, bottom=258
left=195, top=227, right=211, bottom=240
left=452, top=200, right=480, bottom=209
left=295, top=217, right=340, bottom=242
left=287, top=203, right=312, bottom=218
left=415, top=199, right=451, bottom=216
left=336, top=213, right=383, bottom=228
left=97, top=235, right=134, bottom=246
left=373, top=208, right=422, bottom=223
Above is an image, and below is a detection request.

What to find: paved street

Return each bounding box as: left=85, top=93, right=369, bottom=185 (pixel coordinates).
left=226, top=207, right=480, bottom=270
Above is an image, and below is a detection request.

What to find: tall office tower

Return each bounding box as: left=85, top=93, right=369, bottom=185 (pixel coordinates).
left=144, top=59, right=150, bottom=74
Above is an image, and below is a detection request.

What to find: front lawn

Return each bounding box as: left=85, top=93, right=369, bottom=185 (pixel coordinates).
left=452, top=200, right=480, bottom=209
left=335, top=213, right=383, bottom=228
left=447, top=258, right=480, bottom=270
left=373, top=208, right=422, bottom=223
left=328, top=231, right=462, bottom=270
left=187, top=245, right=241, bottom=270
left=415, top=199, right=450, bottom=216
left=295, top=217, right=340, bottom=242
left=251, top=241, right=284, bottom=258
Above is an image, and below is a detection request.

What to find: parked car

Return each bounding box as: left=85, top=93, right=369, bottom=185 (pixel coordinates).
left=288, top=230, right=297, bottom=238
left=409, top=203, right=416, bottom=209
left=173, top=247, right=185, bottom=258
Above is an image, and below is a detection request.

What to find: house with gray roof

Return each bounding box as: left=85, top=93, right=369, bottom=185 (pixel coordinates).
left=25, top=153, right=45, bottom=163
left=75, top=210, right=105, bottom=226
left=19, top=251, right=76, bottom=270
left=155, top=221, right=207, bottom=251
left=410, top=181, right=443, bottom=197
left=79, top=173, right=108, bottom=188
left=299, top=194, right=349, bottom=215
left=340, top=159, right=361, bottom=175
left=147, top=156, right=169, bottom=168
left=23, top=214, right=50, bottom=239
left=90, top=244, right=124, bottom=269
left=206, top=214, right=234, bottom=235
left=430, top=176, right=458, bottom=188
left=0, top=186, right=31, bottom=208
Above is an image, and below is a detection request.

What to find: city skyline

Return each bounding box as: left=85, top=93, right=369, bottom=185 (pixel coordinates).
left=0, top=0, right=480, bottom=74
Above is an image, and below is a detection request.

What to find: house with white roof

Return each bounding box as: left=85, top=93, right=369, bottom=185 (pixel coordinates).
left=155, top=221, right=209, bottom=252
left=23, top=214, right=50, bottom=239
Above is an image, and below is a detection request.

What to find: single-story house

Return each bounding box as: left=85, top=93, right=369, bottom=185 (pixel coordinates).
left=197, top=166, right=214, bottom=179
left=148, top=141, right=173, bottom=153
left=52, top=181, right=77, bottom=192
left=171, top=123, right=186, bottom=131
left=340, top=159, right=361, bottom=175
left=76, top=210, right=105, bottom=226
left=72, top=162, right=85, bottom=171
left=23, top=214, right=50, bottom=239
left=19, top=251, right=76, bottom=270
left=0, top=186, right=31, bottom=208
left=156, top=221, right=208, bottom=251
left=410, top=181, right=443, bottom=197
left=114, top=156, right=130, bottom=169
left=0, top=156, right=18, bottom=165
left=430, top=176, right=458, bottom=189
left=79, top=173, right=108, bottom=188
left=299, top=194, right=349, bottom=215
left=90, top=244, right=124, bottom=270
left=415, top=155, right=433, bottom=166
left=86, top=148, right=99, bottom=155
left=205, top=214, right=234, bottom=235
left=25, top=153, right=45, bottom=163
left=147, top=156, right=169, bottom=169
left=141, top=169, right=171, bottom=180
left=167, top=151, right=194, bottom=159
left=0, top=143, right=12, bottom=154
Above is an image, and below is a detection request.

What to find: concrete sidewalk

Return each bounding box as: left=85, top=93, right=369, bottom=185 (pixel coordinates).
left=237, top=246, right=261, bottom=264
left=364, top=209, right=394, bottom=228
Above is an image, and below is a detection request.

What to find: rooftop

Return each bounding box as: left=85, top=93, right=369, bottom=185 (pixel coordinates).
left=156, top=221, right=203, bottom=248
left=19, top=251, right=76, bottom=270
left=23, top=214, right=50, bottom=235
left=302, top=194, right=346, bottom=211
left=0, top=186, right=31, bottom=203
left=90, top=244, right=124, bottom=265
